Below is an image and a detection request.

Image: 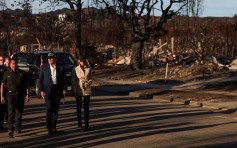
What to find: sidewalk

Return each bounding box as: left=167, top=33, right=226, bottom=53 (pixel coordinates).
left=94, top=77, right=237, bottom=112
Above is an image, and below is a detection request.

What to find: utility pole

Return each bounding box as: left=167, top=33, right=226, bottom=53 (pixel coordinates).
left=152, top=0, right=155, bottom=26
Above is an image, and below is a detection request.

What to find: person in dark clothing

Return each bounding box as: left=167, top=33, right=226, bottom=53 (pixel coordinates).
left=3, top=56, right=10, bottom=124
left=1, top=59, right=30, bottom=138
left=4, top=56, right=11, bottom=71
left=0, top=61, right=6, bottom=129
left=72, top=55, right=92, bottom=131
left=39, top=52, right=67, bottom=135
left=0, top=56, right=4, bottom=66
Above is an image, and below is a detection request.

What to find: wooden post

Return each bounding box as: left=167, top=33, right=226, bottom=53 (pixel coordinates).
left=171, top=37, right=174, bottom=54
left=165, top=62, right=169, bottom=83
left=198, top=42, right=201, bottom=52
left=152, top=0, right=155, bottom=26
left=159, top=39, right=162, bottom=51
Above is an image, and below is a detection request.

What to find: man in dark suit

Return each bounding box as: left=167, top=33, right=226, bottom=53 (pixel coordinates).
left=39, top=52, right=67, bottom=135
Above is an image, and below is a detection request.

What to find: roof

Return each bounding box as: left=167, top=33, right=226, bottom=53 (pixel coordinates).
left=34, top=51, right=67, bottom=54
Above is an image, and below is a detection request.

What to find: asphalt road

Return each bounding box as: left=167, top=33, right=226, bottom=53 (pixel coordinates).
left=1, top=90, right=237, bottom=148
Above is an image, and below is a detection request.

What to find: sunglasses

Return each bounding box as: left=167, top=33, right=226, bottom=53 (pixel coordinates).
left=0, top=59, right=3, bottom=61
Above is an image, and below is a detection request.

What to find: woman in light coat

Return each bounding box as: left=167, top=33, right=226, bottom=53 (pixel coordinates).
left=72, top=55, right=92, bottom=131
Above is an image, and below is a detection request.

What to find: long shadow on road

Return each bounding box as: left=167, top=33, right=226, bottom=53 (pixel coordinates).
left=1, top=90, right=237, bottom=148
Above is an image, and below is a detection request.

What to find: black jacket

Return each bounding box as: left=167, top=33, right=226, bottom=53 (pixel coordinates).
left=39, top=63, right=66, bottom=99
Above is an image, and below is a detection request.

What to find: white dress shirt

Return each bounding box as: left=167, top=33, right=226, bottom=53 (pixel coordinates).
left=50, top=64, right=57, bottom=84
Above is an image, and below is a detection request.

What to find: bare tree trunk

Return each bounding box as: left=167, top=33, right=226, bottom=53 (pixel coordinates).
left=130, top=40, right=144, bottom=70
left=75, top=0, right=82, bottom=56
left=130, top=42, right=140, bottom=70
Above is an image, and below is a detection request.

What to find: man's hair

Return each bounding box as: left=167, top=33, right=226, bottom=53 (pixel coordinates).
left=10, top=59, right=17, bottom=64
left=5, top=56, right=10, bottom=60
left=78, top=55, right=86, bottom=62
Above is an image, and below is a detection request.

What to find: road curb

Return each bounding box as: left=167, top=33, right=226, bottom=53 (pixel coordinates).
left=94, top=84, right=237, bottom=112
left=198, top=101, right=237, bottom=112
left=153, top=95, right=190, bottom=105
left=136, top=92, right=237, bottom=112
left=129, top=92, right=153, bottom=99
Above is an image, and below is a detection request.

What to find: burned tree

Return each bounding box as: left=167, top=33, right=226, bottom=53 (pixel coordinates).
left=175, top=0, right=205, bottom=64
left=30, top=13, right=68, bottom=50
left=0, top=1, right=14, bottom=55
left=96, top=0, right=188, bottom=70
left=19, top=0, right=93, bottom=56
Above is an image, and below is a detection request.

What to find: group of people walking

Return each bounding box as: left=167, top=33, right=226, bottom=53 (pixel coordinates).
left=0, top=52, right=92, bottom=138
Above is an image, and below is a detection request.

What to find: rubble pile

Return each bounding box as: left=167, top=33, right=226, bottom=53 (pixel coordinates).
left=95, top=50, right=237, bottom=83
left=148, top=56, right=231, bottom=81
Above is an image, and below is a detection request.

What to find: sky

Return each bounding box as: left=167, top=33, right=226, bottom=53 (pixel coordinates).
left=202, top=0, right=237, bottom=17
left=4, top=0, right=237, bottom=17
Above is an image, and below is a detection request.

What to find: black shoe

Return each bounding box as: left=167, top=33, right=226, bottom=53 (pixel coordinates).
left=48, top=129, right=53, bottom=135
left=9, top=131, right=14, bottom=138
left=78, top=124, right=82, bottom=129
left=52, top=128, right=58, bottom=134
left=16, top=129, right=22, bottom=134
left=85, top=126, right=90, bottom=131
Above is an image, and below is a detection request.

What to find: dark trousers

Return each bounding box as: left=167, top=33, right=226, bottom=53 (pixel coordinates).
left=7, top=93, right=24, bottom=131
left=4, top=98, right=8, bottom=122
left=4, top=96, right=8, bottom=123
left=45, top=85, right=60, bottom=129
left=76, top=96, right=90, bottom=126
left=0, top=97, right=8, bottom=127
left=0, top=103, right=4, bottom=127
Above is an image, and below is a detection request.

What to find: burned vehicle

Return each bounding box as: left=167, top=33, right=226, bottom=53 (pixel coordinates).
left=12, top=51, right=76, bottom=96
